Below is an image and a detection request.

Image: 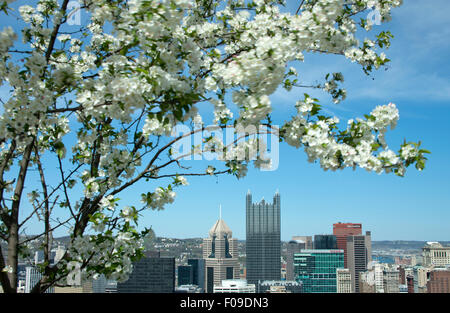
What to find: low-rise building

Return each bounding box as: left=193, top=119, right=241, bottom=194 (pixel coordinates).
left=336, top=268, right=352, bottom=293
left=422, top=242, right=450, bottom=267
left=258, top=280, right=302, bottom=293
left=213, top=280, right=255, bottom=293
left=383, top=266, right=400, bottom=293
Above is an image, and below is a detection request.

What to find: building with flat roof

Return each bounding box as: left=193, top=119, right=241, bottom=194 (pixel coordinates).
left=347, top=232, right=371, bottom=293
left=175, top=285, right=203, bottom=293
left=213, top=280, right=256, bottom=293
left=294, top=249, right=344, bottom=293
left=178, top=265, right=194, bottom=286
left=422, top=242, right=450, bottom=267
left=333, top=223, right=362, bottom=268
left=427, top=268, right=450, bottom=293
left=286, top=240, right=305, bottom=281
left=383, top=266, right=400, bottom=293
left=116, top=251, right=175, bottom=293
left=336, top=268, right=352, bottom=293
left=257, top=280, right=302, bottom=293
left=314, top=235, right=337, bottom=250
left=187, top=259, right=205, bottom=292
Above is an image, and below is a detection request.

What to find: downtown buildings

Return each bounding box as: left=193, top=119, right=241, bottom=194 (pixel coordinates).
left=289, top=223, right=372, bottom=293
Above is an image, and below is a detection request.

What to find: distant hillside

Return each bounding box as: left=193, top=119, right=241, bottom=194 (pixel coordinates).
left=3, top=237, right=450, bottom=259
left=372, top=241, right=450, bottom=251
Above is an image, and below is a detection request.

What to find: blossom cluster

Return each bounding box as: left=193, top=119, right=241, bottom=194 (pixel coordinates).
left=282, top=95, right=427, bottom=176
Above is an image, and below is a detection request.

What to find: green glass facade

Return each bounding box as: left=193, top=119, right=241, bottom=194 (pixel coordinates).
left=294, top=249, right=344, bottom=293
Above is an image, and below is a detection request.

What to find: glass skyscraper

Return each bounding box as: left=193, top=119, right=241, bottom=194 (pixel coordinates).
left=294, top=249, right=344, bottom=293
left=245, top=190, right=281, bottom=285
left=177, top=265, right=193, bottom=286
left=117, top=251, right=175, bottom=293
left=187, top=258, right=205, bottom=291
left=314, top=234, right=338, bottom=250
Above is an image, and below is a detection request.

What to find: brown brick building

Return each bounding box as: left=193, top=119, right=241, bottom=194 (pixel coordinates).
left=427, top=269, right=450, bottom=293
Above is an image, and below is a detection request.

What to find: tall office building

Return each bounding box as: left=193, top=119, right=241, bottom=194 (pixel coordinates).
left=294, top=249, right=344, bottom=293
left=117, top=251, right=175, bottom=293
left=286, top=240, right=305, bottom=281
left=246, top=190, right=281, bottom=285
left=187, top=258, right=205, bottom=291
left=25, top=266, right=54, bottom=293
left=314, top=235, right=337, bottom=250
left=203, top=216, right=239, bottom=293
left=333, top=222, right=362, bottom=268
left=347, top=232, right=371, bottom=293
left=365, top=231, right=373, bottom=265
left=177, top=265, right=194, bottom=286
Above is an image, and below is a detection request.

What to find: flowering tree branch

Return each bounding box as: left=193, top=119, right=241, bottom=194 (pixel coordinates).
left=0, top=0, right=429, bottom=293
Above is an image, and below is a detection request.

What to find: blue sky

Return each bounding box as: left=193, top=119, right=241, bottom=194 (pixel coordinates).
left=2, top=1, right=450, bottom=242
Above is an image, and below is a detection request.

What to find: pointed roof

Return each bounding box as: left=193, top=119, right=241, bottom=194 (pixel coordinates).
left=209, top=219, right=233, bottom=238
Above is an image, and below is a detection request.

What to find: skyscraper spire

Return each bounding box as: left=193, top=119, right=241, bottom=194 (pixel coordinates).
left=219, top=204, right=222, bottom=220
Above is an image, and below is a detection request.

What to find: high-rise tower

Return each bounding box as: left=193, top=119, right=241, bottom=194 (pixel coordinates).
left=346, top=231, right=371, bottom=293
left=203, top=213, right=239, bottom=293
left=333, top=222, right=362, bottom=268
left=245, top=190, right=281, bottom=285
